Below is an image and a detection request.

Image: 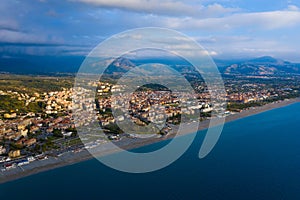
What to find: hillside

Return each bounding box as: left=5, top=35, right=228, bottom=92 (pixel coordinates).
left=221, top=56, right=300, bottom=76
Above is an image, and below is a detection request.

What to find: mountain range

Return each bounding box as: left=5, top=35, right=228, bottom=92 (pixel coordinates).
left=218, top=56, right=300, bottom=75
left=108, top=56, right=300, bottom=76
left=0, top=54, right=299, bottom=76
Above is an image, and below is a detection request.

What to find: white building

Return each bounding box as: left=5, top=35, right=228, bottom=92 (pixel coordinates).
left=0, top=146, right=6, bottom=155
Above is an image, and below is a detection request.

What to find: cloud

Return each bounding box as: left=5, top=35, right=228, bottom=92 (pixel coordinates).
left=1, top=0, right=300, bottom=61
left=162, top=10, right=300, bottom=30
left=192, top=35, right=298, bottom=61
left=0, top=30, right=64, bottom=45
left=0, top=19, right=19, bottom=31
left=287, top=5, right=299, bottom=11
left=0, top=28, right=94, bottom=56
left=71, top=0, right=238, bottom=17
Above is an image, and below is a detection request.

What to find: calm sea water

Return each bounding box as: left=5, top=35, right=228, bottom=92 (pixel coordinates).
left=1, top=103, right=300, bottom=199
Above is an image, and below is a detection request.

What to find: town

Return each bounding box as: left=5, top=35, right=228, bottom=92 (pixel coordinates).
left=0, top=72, right=299, bottom=172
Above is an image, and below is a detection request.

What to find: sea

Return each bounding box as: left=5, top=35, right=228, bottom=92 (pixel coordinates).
left=1, top=103, right=300, bottom=199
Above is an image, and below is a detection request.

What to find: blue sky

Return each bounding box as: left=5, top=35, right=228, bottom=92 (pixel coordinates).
left=1, top=0, right=300, bottom=61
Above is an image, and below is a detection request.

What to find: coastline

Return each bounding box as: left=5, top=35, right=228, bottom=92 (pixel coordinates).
left=1, top=98, right=300, bottom=184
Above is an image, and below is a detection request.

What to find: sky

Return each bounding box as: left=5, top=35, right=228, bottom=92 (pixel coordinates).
left=1, top=0, right=300, bottom=62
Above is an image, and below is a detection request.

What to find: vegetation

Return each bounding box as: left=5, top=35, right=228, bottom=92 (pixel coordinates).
left=0, top=95, right=24, bottom=113
left=0, top=74, right=73, bottom=94
left=0, top=95, right=45, bottom=116
left=52, top=129, right=63, bottom=138
left=227, top=102, right=264, bottom=112
left=103, top=123, right=123, bottom=134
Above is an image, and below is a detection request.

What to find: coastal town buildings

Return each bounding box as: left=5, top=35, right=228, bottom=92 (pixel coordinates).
left=0, top=74, right=299, bottom=171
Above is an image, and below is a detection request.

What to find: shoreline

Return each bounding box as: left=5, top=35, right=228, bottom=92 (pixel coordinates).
left=1, top=98, right=300, bottom=184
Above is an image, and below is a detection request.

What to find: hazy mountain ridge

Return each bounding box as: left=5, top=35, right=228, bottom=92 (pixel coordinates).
left=0, top=54, right=299, bottom=76
left=104, top=57, right=136, bottom=75
left=221, top=56, right=300, bottom=75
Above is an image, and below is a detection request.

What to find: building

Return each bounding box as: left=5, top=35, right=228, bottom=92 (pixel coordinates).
left=8, top=150, right=21, bottom=158
left=0, top=146, right=6, bottom=155
left=3, top=113, right=17, bottom=119
left=20, top=129, right=28, bottom=137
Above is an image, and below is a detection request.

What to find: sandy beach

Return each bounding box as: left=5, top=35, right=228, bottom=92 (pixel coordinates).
left=1, top=97, right=300, bottom=184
